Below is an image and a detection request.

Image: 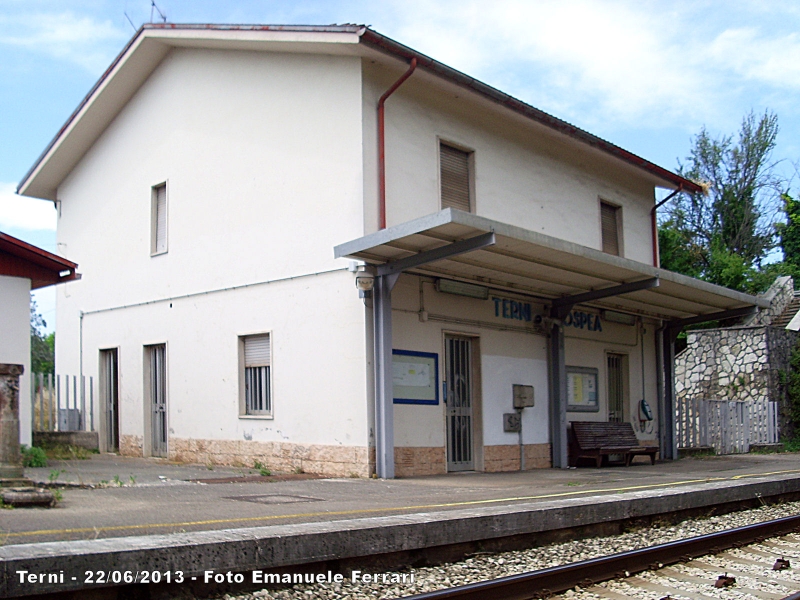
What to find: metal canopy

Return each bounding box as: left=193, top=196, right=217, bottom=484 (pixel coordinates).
left=335, top=209, right=767, bottom=321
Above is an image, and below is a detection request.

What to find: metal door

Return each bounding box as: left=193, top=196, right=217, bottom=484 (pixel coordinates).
left=149, top=345, right=167, bottom=457
left=445, top=336, right=474, bottom=471
left=101, top=349, right=119, bottom=452
left=607, top=353, right=624, bottom=423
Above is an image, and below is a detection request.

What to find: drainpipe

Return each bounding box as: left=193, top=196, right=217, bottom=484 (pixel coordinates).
left=650, top=185, right=683, bottom=267
left=378, top=58, right=417, bottom=230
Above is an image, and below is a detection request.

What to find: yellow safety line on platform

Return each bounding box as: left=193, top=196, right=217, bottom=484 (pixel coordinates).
left=4, top=469, right=799, bottom=540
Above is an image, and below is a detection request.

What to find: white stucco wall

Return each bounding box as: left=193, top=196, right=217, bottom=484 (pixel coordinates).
left=391, top=274, right=551, bottom=452
left=54, top=48, right=369, bottom=453
left=0, top=276, right=32, bottom=446
left=362, top=61, right=657, bottom=264
left=391, top=273, right=660, bottom=456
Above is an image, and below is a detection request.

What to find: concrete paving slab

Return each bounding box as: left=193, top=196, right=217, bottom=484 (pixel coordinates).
left=3, top=452, right=800, bottom=547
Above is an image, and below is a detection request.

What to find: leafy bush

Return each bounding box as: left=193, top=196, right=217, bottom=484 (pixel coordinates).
left=21, top=445, right=47, bottom=468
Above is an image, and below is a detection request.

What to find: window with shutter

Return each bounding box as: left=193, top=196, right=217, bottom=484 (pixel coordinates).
left=152, top=183, right=167, bottom=255
left=243, top=334, right=271, bottom=416
left=440, top=143, right=472, bottom=212
left=600, top=201, right=620, bottom=256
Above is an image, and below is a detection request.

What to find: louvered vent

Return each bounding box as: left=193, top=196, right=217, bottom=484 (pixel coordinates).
left=600, top=202, right=620, bottom=256
left=440, top=143, right=471, bottom=211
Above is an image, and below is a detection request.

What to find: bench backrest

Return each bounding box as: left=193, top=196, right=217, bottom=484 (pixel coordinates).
left=570, top=421, right=639, bottom=450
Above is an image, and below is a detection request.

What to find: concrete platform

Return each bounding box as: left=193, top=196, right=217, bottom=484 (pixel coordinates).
left=7, top=452, right=800, bottom=545
left=3, top=453, right=800, bottom=597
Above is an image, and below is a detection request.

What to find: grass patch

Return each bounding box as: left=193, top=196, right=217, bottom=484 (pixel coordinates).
left=21, top=445, right=47, bottom=468
left=782, top=437, right=800, bottom=453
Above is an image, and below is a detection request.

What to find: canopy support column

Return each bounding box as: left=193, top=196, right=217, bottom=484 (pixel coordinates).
left=374, top=272, right=399, bottom=479
left=547, top=320, right=568, bottom=469
left=660, top=326, right=679, bottom=460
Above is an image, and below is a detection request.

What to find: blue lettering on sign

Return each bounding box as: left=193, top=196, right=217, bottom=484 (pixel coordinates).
left=493, top=297, right=533, bottom=322
left=565, top=310, right=602, bottom=332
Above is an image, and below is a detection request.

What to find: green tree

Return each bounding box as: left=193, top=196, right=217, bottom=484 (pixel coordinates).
left=660, top=110, right=786, bottom=293
left=778, top=192, right=800, bottom=273
left=30, top=297, right=54, bottom=374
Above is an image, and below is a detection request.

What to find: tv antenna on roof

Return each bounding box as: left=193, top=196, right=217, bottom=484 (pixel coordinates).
left=150, top=0, right=167, bottom=23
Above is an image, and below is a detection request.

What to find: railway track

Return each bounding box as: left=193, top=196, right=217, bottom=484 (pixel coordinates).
left=401, top=515, right=800, bottom=600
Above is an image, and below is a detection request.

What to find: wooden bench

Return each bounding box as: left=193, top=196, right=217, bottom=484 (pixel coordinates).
left=568, top=421, right=658, bottom=467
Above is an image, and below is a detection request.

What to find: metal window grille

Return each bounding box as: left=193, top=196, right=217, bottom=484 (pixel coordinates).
left=440, top=143, right=471, bottom=212
left=244, top=335, right=271, bottom=415
left=600, top=202, right=620, bottom=255
left=607, top=354, right=624, bottom=423
left=153, top=183, right=167, bottom=254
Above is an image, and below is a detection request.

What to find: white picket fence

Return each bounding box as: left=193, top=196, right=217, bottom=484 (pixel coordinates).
left=32, top=373, right=95, bottom=432
left=677, top=397, right=779, bottom=454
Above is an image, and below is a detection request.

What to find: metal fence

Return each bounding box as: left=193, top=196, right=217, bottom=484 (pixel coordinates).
left=677, top=396, right=779, bottom=454
left=32, top=373, right=95, bottom=432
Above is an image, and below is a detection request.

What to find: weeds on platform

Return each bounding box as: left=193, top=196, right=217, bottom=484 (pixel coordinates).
left=21, top=445, right=47, bottom=467
left=253, top=461, right=272, bottom=477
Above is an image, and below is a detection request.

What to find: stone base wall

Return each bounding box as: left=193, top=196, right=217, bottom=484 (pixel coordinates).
left=395, top=447, right=446, bottom=477
left=168, top=438, right=371, bottom=477
left=33, top=431, right=98, bottom=450
left=120, top=435, right=143, bottom=457
left=484, top=444, right=551, bottom=472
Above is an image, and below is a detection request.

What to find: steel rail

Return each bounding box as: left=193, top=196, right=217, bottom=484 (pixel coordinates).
left=400, top=514, right=800, bottom=600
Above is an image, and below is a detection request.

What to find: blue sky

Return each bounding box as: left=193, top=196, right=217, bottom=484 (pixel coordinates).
left=3, top=0, right=800, bottom=331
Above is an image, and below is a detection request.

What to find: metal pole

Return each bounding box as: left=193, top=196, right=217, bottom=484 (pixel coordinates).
left=548, top=321, right=568, bottom=468
left=373, top=273, right=398, bottom=478
left=661, top=328, right=677, bottom=460
left=48, top=374, right=53, bottom=432
left=517, top=407, right=524, bottom=471
left=80, top=375, right=86, bottom=431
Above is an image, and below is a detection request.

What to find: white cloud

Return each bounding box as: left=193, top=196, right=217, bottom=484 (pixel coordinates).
left=0, top=183, right=56, bottom=231
left=373, top=0, right=800, bottom=132
left=0, top=11, right=128, bottom=72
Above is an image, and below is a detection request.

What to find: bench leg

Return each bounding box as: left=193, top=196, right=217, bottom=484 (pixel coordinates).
left=595, top=455, right=602, bottom=468
left=625, top=453, right=633, bottom=467
left=649, top=453, right=656, bottom=465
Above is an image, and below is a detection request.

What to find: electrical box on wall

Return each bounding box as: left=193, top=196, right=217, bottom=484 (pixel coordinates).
left=503, top=412, right=521, bottom=432
left=512, top=384, right=534, bottom=408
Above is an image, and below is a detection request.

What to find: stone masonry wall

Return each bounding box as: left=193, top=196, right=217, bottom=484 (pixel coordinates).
left=675, top=277, right=799, bottom=441
left=675, top=327, right=771, bottom=404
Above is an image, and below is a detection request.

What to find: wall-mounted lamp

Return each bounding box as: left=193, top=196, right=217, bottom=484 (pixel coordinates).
left=355, top=270, right=375, bottom=298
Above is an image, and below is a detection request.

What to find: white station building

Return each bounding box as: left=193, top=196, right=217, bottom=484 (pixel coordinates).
left=17, top=24, right=766, bottom=477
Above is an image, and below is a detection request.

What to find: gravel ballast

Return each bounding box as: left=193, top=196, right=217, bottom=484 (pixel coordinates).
left=206, top=500, right=800, bottom=600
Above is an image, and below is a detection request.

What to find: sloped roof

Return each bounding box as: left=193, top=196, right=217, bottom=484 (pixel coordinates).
left=0, top=232, right=79, bottom=289
left=18, top=23, right=701, bottom=201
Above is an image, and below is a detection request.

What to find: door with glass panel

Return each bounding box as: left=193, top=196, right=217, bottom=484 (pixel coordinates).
left=148, top=345, right=168, bottom=457
left=445, top=335, right=474, bottom=471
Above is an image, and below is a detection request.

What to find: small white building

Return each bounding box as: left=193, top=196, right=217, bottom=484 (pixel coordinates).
left=0, top=232, right=78, bottom=446
left=17, top=24, right=766, bottom=477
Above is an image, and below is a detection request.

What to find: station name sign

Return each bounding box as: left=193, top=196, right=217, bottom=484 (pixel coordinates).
left=491, top=297, right=602, bottom=331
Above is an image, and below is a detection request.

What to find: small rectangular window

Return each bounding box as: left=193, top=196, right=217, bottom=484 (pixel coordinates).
left=152, top=183, right=167, bottom=255
left=243, top=334, right=271, bottom=416
left=440, top=143, right=472, bottom=212
left=600, top=201, right=620, bottom=256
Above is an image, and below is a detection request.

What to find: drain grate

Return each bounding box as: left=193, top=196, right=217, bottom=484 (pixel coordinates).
left=224, top=494, right=322, bottom=505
